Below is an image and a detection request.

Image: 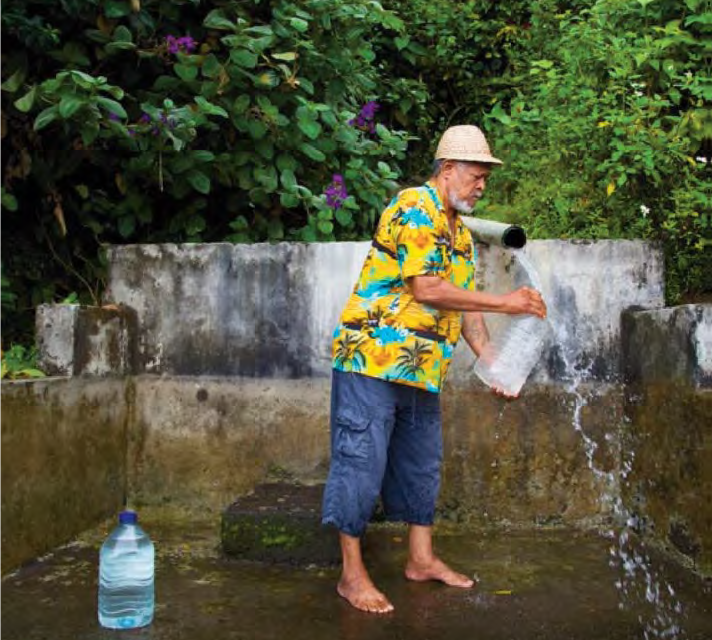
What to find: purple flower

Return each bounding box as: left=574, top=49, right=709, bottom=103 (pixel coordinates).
left=139, top=112, right=152, bottom=124
left=166, top=34, right=197, bottom=55
left=108, top=113, right=121, bottom=122
left=325, top=174, right=348, bottom=209
left=349, top=101, right=380, bottom=134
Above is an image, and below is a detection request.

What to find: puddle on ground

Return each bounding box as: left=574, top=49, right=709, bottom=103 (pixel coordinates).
left=2, top=514, right=711, bottom=640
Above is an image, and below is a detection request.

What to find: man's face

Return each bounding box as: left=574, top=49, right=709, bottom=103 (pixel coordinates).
left=446, top=162, right=491, bottom=214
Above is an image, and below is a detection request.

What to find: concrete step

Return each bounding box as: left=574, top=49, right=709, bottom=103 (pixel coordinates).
left=221, top=483, right=340, bottom=566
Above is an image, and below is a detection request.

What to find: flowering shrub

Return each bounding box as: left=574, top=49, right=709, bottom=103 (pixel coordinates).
left=324, top=174, right=349, bottom=210
left=349, top=101, right=380, bottom=134
left=165, top=35, right=197, bottom=55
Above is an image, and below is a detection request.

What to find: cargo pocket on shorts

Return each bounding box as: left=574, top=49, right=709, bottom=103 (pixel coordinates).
left=335, top=408, right=373, bottom=465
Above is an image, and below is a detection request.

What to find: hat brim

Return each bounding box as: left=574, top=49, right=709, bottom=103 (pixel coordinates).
left=436, top=153, right=503, bottom=165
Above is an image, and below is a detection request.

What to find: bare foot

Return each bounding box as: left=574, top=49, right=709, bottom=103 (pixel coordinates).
left=337, top=575, right=395, bottom=614
left=405, top=556, right=475, bottom=588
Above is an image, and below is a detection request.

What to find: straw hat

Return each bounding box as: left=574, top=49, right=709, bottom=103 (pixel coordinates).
left=435, top=125, right=503, bottom=165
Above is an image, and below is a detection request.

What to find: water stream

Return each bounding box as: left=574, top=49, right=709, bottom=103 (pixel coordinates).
left=513, top=251, right=687, bottom=640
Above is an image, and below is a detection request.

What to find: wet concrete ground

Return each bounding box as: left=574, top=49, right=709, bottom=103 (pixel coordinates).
left=3, top=511, right=711, bottom=640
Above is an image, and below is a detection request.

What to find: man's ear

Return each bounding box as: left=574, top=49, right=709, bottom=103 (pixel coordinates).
left=440, top=159, right=457, bottom=178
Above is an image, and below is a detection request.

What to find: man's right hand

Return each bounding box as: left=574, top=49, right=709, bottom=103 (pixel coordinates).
left=504, top=287, right=547, bottom=319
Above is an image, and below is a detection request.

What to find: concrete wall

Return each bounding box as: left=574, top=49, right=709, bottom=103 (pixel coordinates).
left=621, top=304, right=712, bottom=574
left=1, top=374, right=620, bottom=574
left=36, top=303, right=138, bottom=377
left=105, top=240, right=664, bottom=383
left=622, top=304, right=712, bottom=388
left=6, top=240, right=707, bottom=576
left=1, top=378, right=127, bottom=572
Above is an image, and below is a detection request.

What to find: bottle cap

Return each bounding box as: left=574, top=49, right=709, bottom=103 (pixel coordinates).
left=119, top=510, right=138, bottom=525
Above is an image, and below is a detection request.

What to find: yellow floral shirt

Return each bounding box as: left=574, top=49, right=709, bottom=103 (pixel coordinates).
left=332, top=181, right=476, bottom=392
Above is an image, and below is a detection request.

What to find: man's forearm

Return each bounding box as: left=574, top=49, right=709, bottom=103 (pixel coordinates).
left=410, top=275, right=547, bottom=318
left=461, top=311, right=490, bottom=357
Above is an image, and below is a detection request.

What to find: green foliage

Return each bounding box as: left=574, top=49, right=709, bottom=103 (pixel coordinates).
left=1, top=0, right=709, bottom=343
left=478, top=0, right=710, bottom=302
left=3, top=0, right=409, bottom=244
left=1, top=344, right=46, bottom=380
left=1, top=268, right=18, bottom=311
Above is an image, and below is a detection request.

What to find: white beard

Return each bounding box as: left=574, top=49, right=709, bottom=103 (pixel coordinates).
left=449, top=193, right=476, bottom=214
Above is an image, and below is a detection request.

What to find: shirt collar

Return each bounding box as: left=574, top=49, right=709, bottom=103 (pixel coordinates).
left=425, top=180, right=469, bottom=244
left=425, top=180, right=445, bottom=214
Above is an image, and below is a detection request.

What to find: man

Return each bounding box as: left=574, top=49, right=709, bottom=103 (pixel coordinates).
left=321, top=125, right=547, bottom=613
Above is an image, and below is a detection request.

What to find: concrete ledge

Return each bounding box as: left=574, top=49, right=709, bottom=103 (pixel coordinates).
left=36, top=303, right=138, bottom=377
left=622, top=304, right=711, bottom=388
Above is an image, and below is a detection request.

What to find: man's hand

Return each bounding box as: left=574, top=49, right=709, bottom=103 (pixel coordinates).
left=410, top=276, right=547, bottom=318
left=502, top=286, right=547, bottom=319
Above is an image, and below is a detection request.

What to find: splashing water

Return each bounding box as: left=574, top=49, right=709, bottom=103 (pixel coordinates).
left=516, top=251, right=687, bottom=640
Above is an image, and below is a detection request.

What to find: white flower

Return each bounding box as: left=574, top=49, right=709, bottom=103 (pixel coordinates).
left=640, top=205, right=650, bottom=218
left=695, top=156, right=708, bottom=164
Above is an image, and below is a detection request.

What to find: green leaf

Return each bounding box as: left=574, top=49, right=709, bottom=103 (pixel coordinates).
left=255, top=165, right=278, bottom=192
left=335, top=207, right=353, bottom=226
left=298, top=77, right=314, bottom=94
left=2, top=68, right=26, bottom=93
left=271, top=51, right=297, bottom=61
left=114, top=25, right=133, bottom=43
left=297, top=118, right=322, bottom=139
left=280, top=169, right=297, bottom=190
left=59, top=94, right=85, bottom=118
left=105, top=41, right=137, bottom=53
left=276, top=153, right=298, bottom=172
left=317, top=220, right=334, bottom=234
left=290, top=18, right=309, bottom=32
left=80, top=121, right=100, bottom=146
left=268, top=219, right=284, bottom=240
left=187, top=170, right=211, bottom=194
left=300, top=142, right=325, bottom=161
left=230, top=49, right=258, bottom=68
left=256, top=139, right=274, bottom=160
left=192, top=150, right=215, bottom=163
left=1, top=189, right=18, bottom=211
left=186, top=215, right=206, bottom=236
left=280, top=192, right=300, bottom=207
left=69, top=70, right=99, bottom=88
left=234, top=95, right=250, bottom=112
left=118, top=215, right=136, bottom=238
left=34, top=106, right=59, bottom=131
left=394, top=36, right=410, bottom=50
left=96, top=96, right=127, bottom=119
left=245, top=25, right=274, bottom=37
left=201, top=54, right=221, bottom=78
left=104, top=0, right=131, bottom=18
left=195, top=96, right=228, bottom=117
left=13, top=87, right=37, bottom=113
left=204, top=10, right=237, bottom=30
left=247, top=119, right=268, bottom=139
left=19, top=368, right=46, bottom=379
left=174, top=63, right=198, bottom=81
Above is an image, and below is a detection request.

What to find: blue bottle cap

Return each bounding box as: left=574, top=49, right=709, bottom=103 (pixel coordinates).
left=119, top=510, right=138, bottom=525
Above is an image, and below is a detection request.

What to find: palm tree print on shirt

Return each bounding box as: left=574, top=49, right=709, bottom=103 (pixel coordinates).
left=394, top=339, right=433, bottom=380
left=334, top=332, right=367, bottom=371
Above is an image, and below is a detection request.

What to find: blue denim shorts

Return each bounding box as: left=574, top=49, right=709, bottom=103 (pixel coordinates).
left=321, top=369, right=443, bottom=537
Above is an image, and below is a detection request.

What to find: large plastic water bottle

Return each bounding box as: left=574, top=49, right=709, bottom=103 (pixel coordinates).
left=98, top=510, right=155, bottom=629
left=473, top=251, right=549, bottom=397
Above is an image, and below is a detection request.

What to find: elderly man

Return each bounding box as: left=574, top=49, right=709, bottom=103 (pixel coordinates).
left=321, top=125, right=547, bottom=613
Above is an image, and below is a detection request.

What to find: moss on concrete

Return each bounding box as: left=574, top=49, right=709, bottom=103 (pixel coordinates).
left=220, top=483, right=339, bottom=565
